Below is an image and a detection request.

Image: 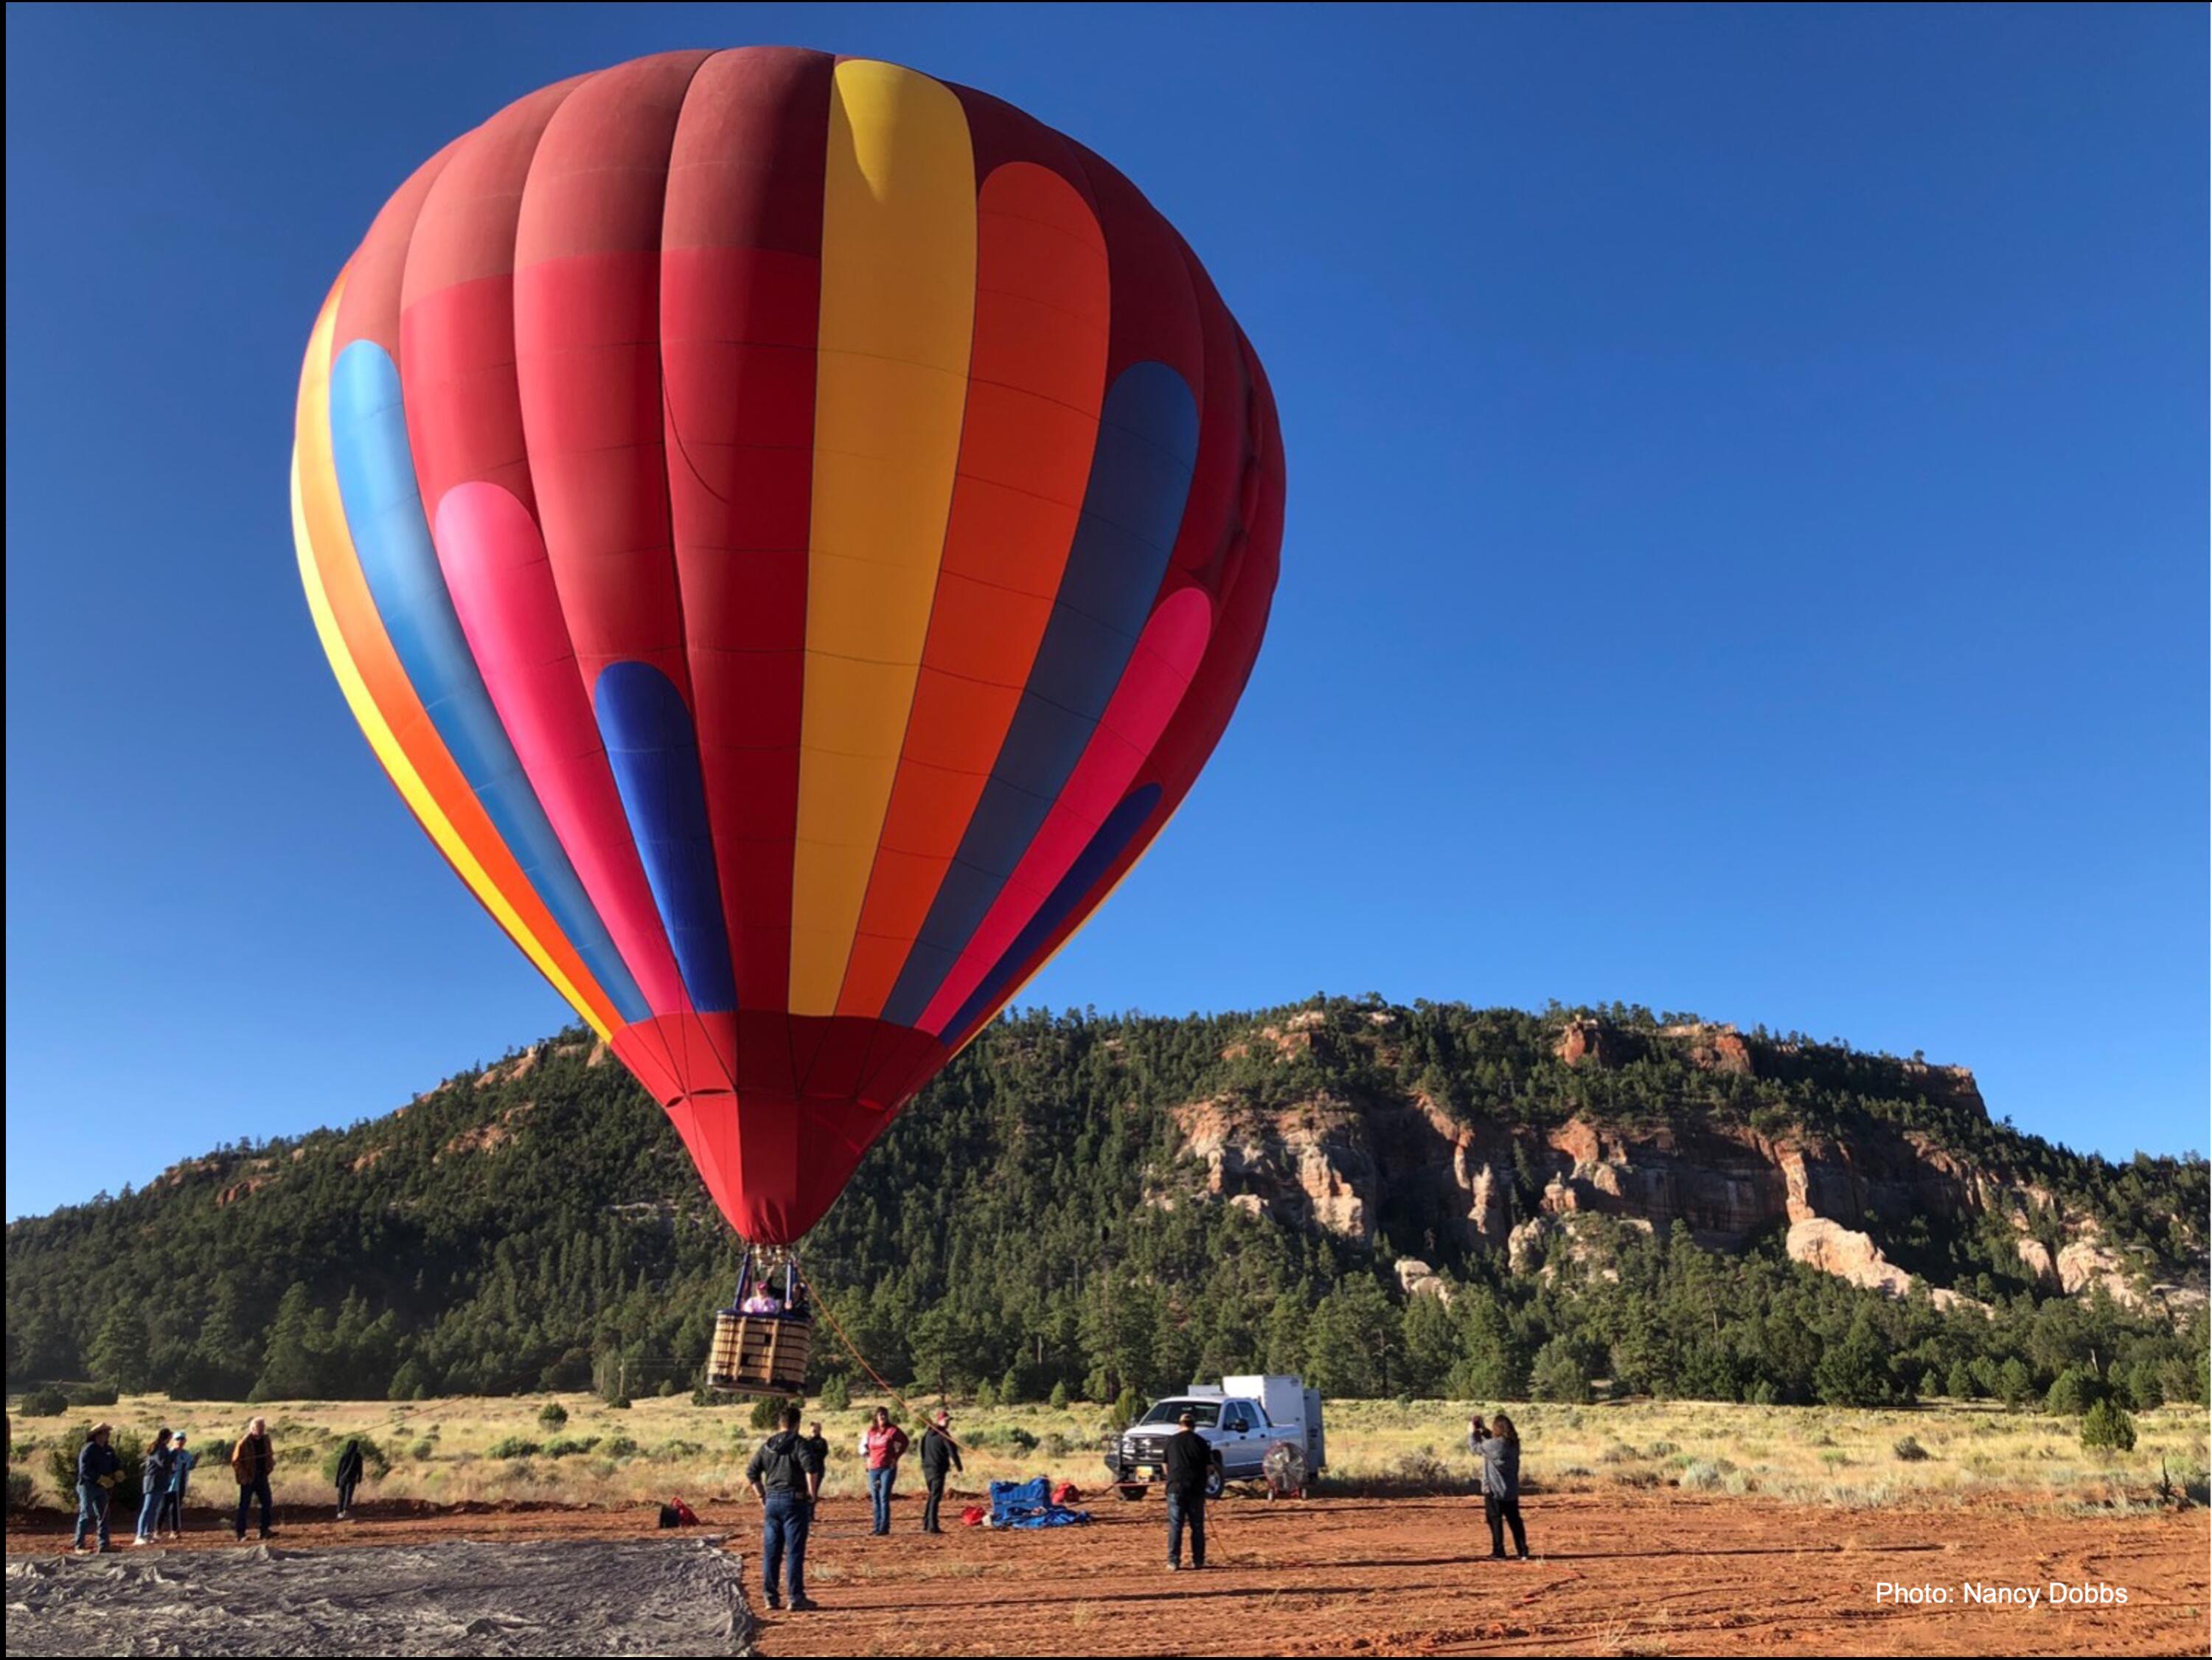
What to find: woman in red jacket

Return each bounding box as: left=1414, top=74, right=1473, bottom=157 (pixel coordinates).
left=862, top=1409, right=909, bottom=1536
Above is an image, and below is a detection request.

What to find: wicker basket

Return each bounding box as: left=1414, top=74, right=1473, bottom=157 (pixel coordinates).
left=706, top=1310, right=813, bottom=1394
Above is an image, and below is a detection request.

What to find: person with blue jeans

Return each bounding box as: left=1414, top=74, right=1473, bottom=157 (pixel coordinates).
left=133, top=1428, right=176, bottom=1544
left=1162, top=1409, right=1220, bottom=1570
left=745, top=1405, right=823, bottom=1612
left=861, top=1407, right=908, bottom=1537
left=71, top=1424, right=122, bottom=1553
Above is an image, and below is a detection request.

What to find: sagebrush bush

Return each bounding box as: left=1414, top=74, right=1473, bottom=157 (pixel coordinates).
left=485, top=1437, right=540, bottom=1459
left=19, top=1388, right=68, bottom=1417
left=537, top=1403, right=568, bottom=1431
left=1892, top=1436, right=1932, bottom=1463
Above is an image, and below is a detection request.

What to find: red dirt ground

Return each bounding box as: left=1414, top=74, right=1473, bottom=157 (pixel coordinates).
left=10, top=1490, right=2207, bottom=1656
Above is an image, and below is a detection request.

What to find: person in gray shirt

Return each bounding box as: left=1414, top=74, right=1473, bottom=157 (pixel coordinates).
left=1472, top=1412, right=1528, bottom=1559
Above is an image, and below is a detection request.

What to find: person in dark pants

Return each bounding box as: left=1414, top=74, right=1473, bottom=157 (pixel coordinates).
left=746, top=1405, right=824, bottom=1612
left=71, top=1424, right=122, bottom=1553
left=918, top=1409, right=962, bottom=1534
left=1475, top=1411, right=1529, bottom=1559
left=231, top=1415, right=276, bottom=1541
left=161, top=1431, right=196, bottom=1538
left=1162, top=1409, right=1221, bottom=1570
left=334, top=1438, right=365, bottom=1520
left=801, top=1421, right=832, bottom=1487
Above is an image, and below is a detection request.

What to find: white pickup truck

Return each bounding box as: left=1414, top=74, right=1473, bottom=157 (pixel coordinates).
left=1103, top=1375, right=1326, bottom=1500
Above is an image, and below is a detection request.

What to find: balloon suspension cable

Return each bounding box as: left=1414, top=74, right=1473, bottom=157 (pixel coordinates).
left=790, top=1254, right=965, bottom=1452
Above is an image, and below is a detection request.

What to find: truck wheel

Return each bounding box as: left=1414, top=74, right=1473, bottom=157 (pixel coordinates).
left=1114, top=1484, right=1146, bottom=1502
left=1205, top=1469, right=1225, bottom=1501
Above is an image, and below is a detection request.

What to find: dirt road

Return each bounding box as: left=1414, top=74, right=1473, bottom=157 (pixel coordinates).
left=9, top=1490, right=2206, bottom=1656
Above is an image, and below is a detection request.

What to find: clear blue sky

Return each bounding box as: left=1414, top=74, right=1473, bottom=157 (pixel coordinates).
left=7, top=3, right=2205, bottom=1219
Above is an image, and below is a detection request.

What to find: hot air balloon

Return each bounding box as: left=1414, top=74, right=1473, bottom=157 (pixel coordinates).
left=292, top=50, right=1284, bottom=1351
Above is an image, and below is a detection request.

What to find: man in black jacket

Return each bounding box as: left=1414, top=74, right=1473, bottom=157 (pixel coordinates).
left=918, top=1410, right=962, bottom=1534
left=1162, top=1410, right=1221, bottom=1570
left=745, top=1406, right=823, bottom=1612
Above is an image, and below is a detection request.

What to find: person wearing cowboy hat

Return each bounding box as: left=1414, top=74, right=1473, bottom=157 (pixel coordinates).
left=71, top=1424, right=122, bottom=1554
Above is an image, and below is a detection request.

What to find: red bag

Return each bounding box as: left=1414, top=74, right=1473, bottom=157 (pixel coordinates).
left=960, top=1504, right=987, bottom=1528
left=1051, top=1482, right=1082, bottom=1507
left=669, top=1496, right=700, bottom=1527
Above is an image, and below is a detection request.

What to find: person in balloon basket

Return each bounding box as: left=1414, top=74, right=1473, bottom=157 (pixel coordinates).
left=746, top=1405, right=824, bottom=1612
left=863, top=1407, right=910, bottom=1535
left=918, top=1409, right=962, bottom=1535
left=1164, top=1409, right=1222, bottom=1570
left=1472, top=1412, right=1529, bottom=1560
left=69, top=1423, right=123, bottom=1553
left=231, top=1415, right=277, bottom=1541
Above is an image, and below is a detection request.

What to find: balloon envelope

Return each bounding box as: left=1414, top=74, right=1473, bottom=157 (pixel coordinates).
left=293, top=48, right=1283, bottom=1243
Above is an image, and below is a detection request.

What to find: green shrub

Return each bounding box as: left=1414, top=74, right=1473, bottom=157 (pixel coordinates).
left=7, top=1469, right=32, bottom=1510
left=606, top=1396, right=632, bottom=1411
left=2080, top=1400, right=2138, bottom=1454
left=2045, top=1368, right=2110, bottom=1418
left=1529, top=1338, right=1591, bottom=1404
left=1048, top=1382, right=1070, bottom=1411
left=408, top=1440, right=434, bottom=1462
left=19, top=1388, right=68, bottom=1417
left=45, top=1427, right=146, bottom=1515
left=66, top=1385, right=119, bottom=1409
left=537, top=1403, right=568, bottom=1431
left=319, top=1437, right=391, bottom=1484
left=1110, top=1387, right=1144, bottom=1431
left=1892, top=1436, right=1931, bottom=1462
left=973, top=1378, right=999, bottom=1409
left=541, top=1437, right=601, bottom=1458
left=602, top=1436, right=639, bottom=1459
left=1680, top=1462, right=1722, bottom=1490
left=749, top=1395, right=800, bottom=1431
left=818, top=1375, right=852, bottom=1412
left=486, top=1437, right=540, bottom=1459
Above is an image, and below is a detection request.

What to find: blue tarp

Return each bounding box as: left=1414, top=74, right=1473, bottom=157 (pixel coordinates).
left=987, top=1477, right=1091, bottom=1529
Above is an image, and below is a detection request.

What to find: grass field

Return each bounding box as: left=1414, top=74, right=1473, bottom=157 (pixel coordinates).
left=10, top=1390, right=2205, bottom=1517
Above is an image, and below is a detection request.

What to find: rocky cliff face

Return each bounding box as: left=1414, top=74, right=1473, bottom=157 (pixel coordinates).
left=1166, top=1019, right=2202, bottom=1317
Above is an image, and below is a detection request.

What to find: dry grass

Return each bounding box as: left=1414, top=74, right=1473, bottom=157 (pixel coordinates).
left=8, top=1390, right=2204, bottom=1515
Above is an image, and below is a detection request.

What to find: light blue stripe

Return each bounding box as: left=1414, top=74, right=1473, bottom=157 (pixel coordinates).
left=329, top=339, right=650, bottom=1024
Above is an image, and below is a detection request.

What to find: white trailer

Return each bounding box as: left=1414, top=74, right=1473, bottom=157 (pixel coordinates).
left=1103, top=1374, right=1326, bottom=1499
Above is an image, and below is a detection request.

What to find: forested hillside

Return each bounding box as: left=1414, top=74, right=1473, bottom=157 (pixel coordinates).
left=7, top=999, right=2205, bottom=1413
